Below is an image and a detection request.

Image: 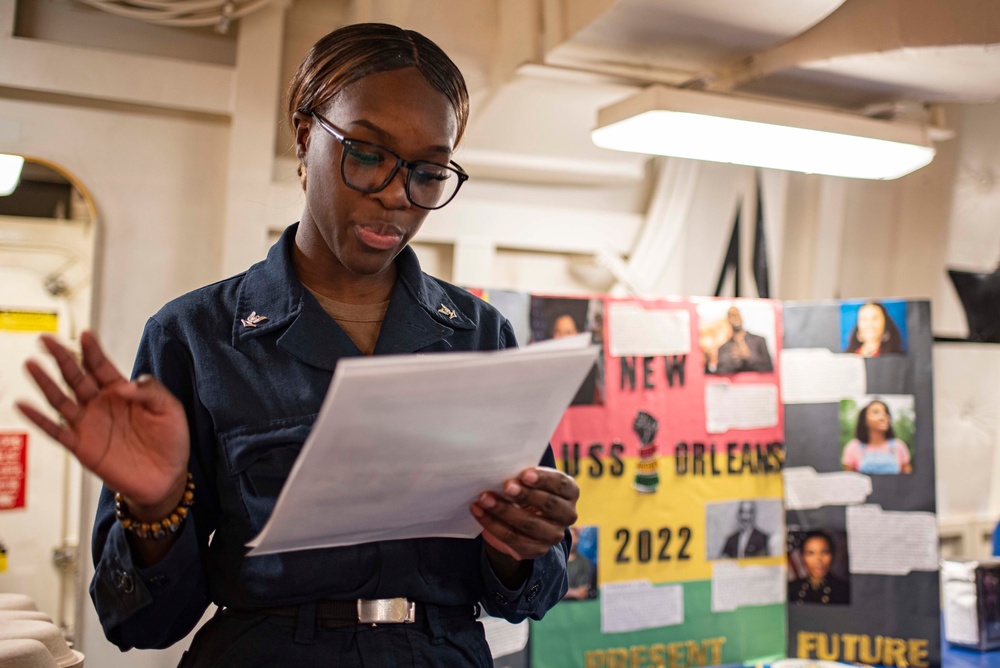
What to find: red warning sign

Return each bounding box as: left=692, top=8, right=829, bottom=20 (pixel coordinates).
left=0, top=433, right=27, bottom=510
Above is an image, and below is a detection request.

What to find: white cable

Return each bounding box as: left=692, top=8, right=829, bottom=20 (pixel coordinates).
left=73, top=0, right=277, bottom=30
left=125, top=0, right=228, bottom=11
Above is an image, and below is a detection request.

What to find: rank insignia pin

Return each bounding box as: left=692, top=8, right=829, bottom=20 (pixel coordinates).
left=241, top=311, right=268, bottom=328
left=438, top=304, right=457, bottom=320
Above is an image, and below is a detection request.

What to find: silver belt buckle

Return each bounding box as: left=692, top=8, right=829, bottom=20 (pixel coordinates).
left=357, top=598, right=416, bottom=625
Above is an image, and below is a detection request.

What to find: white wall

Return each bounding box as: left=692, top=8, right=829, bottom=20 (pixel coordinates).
left=0, top=98, right=229, bottom=367
left=0, top=92, right=229, bottom=668
left=936, top=102, right=1000, bottom=338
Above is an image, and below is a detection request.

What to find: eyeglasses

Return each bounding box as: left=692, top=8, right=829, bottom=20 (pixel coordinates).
left=310, top=112, right=469, bottom=210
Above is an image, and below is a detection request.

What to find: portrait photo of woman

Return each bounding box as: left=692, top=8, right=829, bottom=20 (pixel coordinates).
left=842, top=300, right=906, bottom=357
left=787, top=530, right=850, bottom=605
left=530, top=296, right=604, bottom=406
left=840, top=396, right=914, bottom=475
left=563, top=525, right=598, bottom=601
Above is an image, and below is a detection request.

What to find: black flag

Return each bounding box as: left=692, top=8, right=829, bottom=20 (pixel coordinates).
left=714, top=198, right=742, bottom=297
left=753, top=171, right=770, bottom=298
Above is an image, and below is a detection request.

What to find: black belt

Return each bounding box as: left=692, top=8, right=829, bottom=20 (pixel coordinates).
left=228, top=598, right=477, bottom=629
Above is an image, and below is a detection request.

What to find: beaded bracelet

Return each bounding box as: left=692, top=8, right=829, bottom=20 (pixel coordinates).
left=114, top=473, right=195, bottom=540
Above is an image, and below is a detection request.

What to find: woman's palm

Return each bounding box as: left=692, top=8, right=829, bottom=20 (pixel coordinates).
left=17, top=332, right=190, bottom=508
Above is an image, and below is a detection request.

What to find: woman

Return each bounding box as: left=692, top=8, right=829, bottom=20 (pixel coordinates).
left=841, top=399, right=913, bottom=475
left=17, top=24, right=578, bottom=667
left=562, top=525, right=595, bottom=601
left=788, top=531, right=850, bottom=605
left=846, top=301, right=903, bottom=357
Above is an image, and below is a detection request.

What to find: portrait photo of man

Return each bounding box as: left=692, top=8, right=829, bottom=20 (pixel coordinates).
left=698, top=301, right=776, bottom=376
left=720, top=500, right=771, bottom=559
left=713, top=306, right=773, bottom=375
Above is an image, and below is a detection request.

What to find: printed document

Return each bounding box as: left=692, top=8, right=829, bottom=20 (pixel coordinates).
left=247, top=334, right=599, bottom=555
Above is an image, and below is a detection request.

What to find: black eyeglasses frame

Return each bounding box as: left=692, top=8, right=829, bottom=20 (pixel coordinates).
left=309, top=111, right=469, bottom=210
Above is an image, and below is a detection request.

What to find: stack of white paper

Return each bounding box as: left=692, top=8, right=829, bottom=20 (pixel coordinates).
left=247, top=334, right=599, bottom=555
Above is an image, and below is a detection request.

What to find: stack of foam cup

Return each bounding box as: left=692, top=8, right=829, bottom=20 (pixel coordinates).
left=0, top=593, right=40, bottom=611
left=0, top=638, right=61, bottom=668
left=0, top=620, right=85, bottom=667
left=0, top=609, right=54, bottom=623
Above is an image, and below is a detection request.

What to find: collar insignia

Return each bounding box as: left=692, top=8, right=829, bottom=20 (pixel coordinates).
left=437, top=304, right=457, bottom=320
left=241, top=311, right=268, bottom=328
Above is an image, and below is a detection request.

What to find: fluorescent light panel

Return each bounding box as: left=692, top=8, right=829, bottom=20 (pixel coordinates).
left=592, top=86, right=936, bottom=180
left=0, top=154, right=24, bottom=196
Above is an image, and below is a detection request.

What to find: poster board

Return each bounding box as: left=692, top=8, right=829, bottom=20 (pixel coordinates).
left=483, top=292, right=788, bottom=668
left=782, top=300, right=940, bottom=666
left=477, top=291, right=941, bottom=667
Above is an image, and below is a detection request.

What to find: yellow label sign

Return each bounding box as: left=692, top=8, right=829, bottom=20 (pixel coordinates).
left=576, top=458, right=784, bottom=584
left=0, top=310, right=58, bottom=332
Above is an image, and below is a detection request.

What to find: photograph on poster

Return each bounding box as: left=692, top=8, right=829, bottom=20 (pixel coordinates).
left=530, top=296, right=604, bottom=406
left=697, top=300, right=776, bottom=376
left=787, top=528, right=851, bottom=605
left=564, top=525, right=598, bottom=601
left=706, top=498, right=783, bottom=560
left=840, top=300, right=908, bottom=358
left=839, top=395, right=915, bottom=475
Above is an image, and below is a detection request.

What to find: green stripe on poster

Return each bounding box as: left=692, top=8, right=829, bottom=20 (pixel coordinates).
left=530, top=580, right=784, bottom=668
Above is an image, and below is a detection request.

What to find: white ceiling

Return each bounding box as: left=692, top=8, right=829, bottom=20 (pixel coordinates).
left=796, top=45, right=1000, bottom=105
left=412, top=0, right=1000, bottom=188
left=42, top=0, right=996, bottom=189
left=538, top=0, right=1000, bottom=104
left=546, top=0, right=848, bottom=76
left=35, top=0, right=1000, bottom=140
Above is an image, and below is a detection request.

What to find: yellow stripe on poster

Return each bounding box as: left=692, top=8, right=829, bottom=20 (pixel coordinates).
left=572, top=457, right=784, bottom=585
left=637, top=459, right=659, bottom=474
left=0, top=310, right=58, bottom=333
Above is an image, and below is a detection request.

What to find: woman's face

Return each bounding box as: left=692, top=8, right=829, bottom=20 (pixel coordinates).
left=802, top=536, right=832, bottom=581
left=293, top=67, right=458, bottom=281
left=553, top=315, right=579, bottom=339
left=865, top=401, right=890, bottom=435
left=857, top=304, right=886, bottom=345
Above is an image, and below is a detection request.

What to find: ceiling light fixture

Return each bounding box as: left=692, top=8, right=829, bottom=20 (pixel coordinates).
left=0, top=154, right=24, bottom=196
left=592, top=86, right=937, bottom=180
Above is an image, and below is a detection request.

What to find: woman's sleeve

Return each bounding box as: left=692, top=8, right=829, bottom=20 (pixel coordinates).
left=89, top=317, right=218, bottom=650
left=841, top=440, right=860, bottom=470
left=478, top=316, right=571, bottom=622
left=896, top=440, right=912, bottom=467
left=478, top=442, right=571, bottom=622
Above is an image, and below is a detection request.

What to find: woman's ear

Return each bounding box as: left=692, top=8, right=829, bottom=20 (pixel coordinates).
left=292, top=111, right=312, bottom=163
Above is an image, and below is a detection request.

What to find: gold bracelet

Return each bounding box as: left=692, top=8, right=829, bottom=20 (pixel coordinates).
left=114, top=473, right=195, bottom=540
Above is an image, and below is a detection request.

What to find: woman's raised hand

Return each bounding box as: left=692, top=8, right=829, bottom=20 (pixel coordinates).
left=16, top=331, right=190, bottom=515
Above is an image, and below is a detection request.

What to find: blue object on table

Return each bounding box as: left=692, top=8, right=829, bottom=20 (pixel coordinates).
left=943, top=640, right=1000, bottom=668
left=993, top=520, right=1000, bottom=557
